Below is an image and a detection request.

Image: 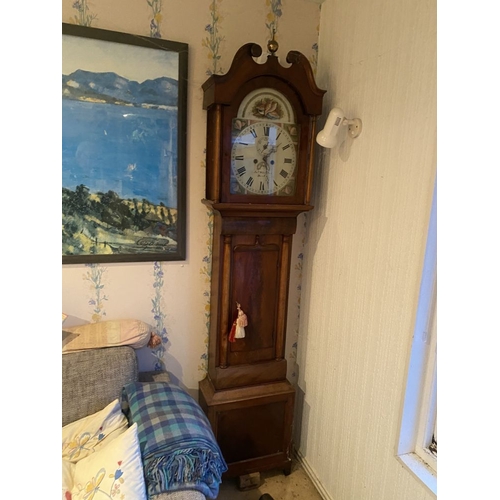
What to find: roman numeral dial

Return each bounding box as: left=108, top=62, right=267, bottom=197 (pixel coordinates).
left=231, top=120, right=297, bottom=195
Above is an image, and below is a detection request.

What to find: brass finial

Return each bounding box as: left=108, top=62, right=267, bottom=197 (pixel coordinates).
left=267, top=28, right=279, bottom=55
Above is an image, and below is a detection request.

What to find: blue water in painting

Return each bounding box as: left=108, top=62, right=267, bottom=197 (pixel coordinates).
left=62, top=99, right=178, bottom=207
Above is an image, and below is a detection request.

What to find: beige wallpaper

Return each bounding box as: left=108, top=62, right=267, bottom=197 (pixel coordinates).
left=61, top=0, right=321, bottom=394
left=295, top=0, right=436, bottom=499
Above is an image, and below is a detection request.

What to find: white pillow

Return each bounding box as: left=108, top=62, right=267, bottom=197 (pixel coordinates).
left=62, top=459, right=74, bottom=500
left=71, top=423, right=147, bottom=500
left=62, top=399, right=128, bottom=463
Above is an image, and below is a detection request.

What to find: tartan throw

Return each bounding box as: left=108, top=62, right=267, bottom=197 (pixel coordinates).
left=121, top=381, right=227, bottom=499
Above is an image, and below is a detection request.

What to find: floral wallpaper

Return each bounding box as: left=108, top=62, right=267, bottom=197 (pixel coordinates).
left=70, top=0, right=98, bottom=27
left=266, top=0, right=283, bottom=40
left=202, top=0, right=225, bottom=76
left=62, top=0, right=321, bottom=393
left=83, top=263, right=108, bottom=323
left=150, top=261, right=168, bottom=370
left=148, top=0, right=163, bottom=38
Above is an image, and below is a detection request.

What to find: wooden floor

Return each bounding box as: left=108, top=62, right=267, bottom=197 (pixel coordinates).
left=216, top=459, right=323, bottom=500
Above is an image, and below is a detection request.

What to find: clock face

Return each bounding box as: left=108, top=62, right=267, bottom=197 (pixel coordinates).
left=231, top=120, right=298, bottom=195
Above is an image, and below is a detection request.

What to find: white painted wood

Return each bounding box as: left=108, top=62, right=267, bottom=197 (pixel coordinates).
left=414, top=291, right=437, bottom=472
left=398, top=186, right=437, bottom=460
left=398, top=452, right=437, bottom=496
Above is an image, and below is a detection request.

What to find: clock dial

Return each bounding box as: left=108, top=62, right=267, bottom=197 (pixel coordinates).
left=231, top=120, right=298, bottom=195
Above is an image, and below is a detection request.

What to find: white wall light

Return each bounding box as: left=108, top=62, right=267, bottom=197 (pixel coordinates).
left=316, top=108, right=362, bottom=148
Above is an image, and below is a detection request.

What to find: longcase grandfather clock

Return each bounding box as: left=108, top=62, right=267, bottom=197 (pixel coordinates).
left=199, top=39, right=325, bottom=478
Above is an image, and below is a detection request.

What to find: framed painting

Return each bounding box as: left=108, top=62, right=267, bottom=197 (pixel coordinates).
left=62, top=23, right=188, bottom=264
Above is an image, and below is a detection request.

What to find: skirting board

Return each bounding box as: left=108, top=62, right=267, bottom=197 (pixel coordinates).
left=294, top=448, right=334, bottom=500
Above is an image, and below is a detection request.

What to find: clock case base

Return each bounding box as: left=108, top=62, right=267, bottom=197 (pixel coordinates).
left=199, top=375, right=294, bottom=478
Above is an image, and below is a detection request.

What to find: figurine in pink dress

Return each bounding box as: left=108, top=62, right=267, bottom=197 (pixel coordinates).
left=229, top=302, right=248, bottom=342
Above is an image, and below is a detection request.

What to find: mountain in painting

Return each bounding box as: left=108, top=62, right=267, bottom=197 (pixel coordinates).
left=62, top=69, right=178, bottom=108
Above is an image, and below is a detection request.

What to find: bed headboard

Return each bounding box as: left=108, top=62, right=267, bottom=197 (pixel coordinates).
left=62, top=346, right=138, bottom=426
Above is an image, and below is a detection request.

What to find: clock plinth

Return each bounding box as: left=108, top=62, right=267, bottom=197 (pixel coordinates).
left=199, top=376, right=294, bottom=478
left=200, top=42, right=325, bottom=478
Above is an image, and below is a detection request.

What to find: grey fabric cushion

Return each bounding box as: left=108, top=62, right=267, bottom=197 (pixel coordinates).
left=62, top=346, right=138, bottom=426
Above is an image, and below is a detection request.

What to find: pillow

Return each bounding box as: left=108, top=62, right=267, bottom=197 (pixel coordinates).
left=71, top=423, right=147, bottom=500
left=62, top=459, right=75, bottom=500
left=62, top=399, right=128, bottom=463
left=62, top=319, right=153, bottom=352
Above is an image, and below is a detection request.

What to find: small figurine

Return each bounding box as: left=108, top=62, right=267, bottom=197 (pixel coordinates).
left=229, top=302, right=248, bottom=342
left=148, top=332, right=162, bottom=348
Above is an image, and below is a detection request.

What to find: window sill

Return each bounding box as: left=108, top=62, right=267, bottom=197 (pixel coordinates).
left=398, top=452, right=437, bottom=496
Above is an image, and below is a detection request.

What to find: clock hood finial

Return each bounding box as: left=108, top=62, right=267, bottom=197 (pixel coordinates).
left=267, top=29, right=279, bottom=56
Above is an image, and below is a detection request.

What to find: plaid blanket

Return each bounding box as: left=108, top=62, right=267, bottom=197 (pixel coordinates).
left=121, top=381, right=227, bottom=499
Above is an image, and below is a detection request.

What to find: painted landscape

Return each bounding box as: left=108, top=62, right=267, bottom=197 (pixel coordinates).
left=62, top=68, right=180, bottom=258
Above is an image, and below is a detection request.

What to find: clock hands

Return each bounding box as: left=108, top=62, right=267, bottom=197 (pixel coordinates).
left=255, top=161, right=270, bottom=188
left=232, top=121, right=294, bottom=194
left=253, top=134, right=276, bottom=186
left=254, top=141, right=278, bottom=190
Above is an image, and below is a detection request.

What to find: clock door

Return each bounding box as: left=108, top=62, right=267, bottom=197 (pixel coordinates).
left=228, top=234, right=281, bottom=364
left=207, top=214, right=296, bottom=391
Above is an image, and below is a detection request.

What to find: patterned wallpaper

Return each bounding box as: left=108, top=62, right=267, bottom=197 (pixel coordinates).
left=62, top=0, right=321, bottom=393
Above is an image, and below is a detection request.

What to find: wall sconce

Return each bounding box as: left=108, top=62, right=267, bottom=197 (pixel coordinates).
left=316, top=108, right=362, bottom=148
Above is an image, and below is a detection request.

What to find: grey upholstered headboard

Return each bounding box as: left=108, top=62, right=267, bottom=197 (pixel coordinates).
left=62, top=346, right=138, bottom=426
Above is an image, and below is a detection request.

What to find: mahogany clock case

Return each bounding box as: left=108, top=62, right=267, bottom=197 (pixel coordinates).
left=200, top=41, right=325, bottom=479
